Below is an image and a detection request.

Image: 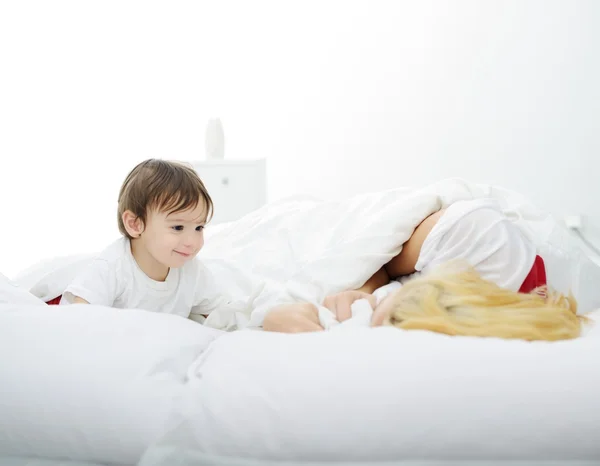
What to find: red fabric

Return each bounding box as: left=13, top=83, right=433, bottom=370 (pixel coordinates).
left=46, top=295, right=62, bottom=305
left=519, top=255, right=547, bottom=294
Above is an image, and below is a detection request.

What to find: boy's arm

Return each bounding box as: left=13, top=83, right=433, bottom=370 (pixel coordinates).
left=62, top=259, right=116, bottom=306
left=189, top=262, right=255, bottom=331
left=72, top=296, right=90, bottom=304
left=189, top=262, right=235, bottom=320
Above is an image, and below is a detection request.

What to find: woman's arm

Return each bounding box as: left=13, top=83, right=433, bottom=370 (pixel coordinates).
left=384, top=208, right=446, bottom=278
left=357, top=267, right=390, bottom=293
left=357, top=209, right=447, bottom=292
left=324, top=209, right=447, bottom=322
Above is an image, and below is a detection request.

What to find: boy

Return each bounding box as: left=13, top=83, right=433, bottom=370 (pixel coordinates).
left=61, top=158, right=229, bottom=321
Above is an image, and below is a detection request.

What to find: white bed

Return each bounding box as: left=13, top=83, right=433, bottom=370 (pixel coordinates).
left=2, top=179, right=600, bottom=465
left=2, top=297, right=600, bottom=465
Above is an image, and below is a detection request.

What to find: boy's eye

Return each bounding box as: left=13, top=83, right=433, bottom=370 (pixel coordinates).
left=172, top=225, right=184, bottom=231
left=196, top=225, right=205, bottom=232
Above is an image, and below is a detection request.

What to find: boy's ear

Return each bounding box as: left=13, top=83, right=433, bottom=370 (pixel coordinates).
left=122, top=210, right=144, bottom=238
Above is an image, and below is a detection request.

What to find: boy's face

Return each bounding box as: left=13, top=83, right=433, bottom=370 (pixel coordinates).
left=141, top=203, right=208, bottom=269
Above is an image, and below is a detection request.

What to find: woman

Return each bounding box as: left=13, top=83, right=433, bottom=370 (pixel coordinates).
left=263, top=198, right=550, bottom=334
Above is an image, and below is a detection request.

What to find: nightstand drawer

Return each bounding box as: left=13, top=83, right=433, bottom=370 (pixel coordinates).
left=192, top=159, right=266, bottom=224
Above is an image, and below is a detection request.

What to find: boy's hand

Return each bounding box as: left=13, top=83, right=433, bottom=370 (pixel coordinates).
left=323, top=290, right=377, bottom=322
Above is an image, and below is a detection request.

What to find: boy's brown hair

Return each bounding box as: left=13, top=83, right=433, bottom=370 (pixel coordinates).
left=117, top=159, right=213, bottom=239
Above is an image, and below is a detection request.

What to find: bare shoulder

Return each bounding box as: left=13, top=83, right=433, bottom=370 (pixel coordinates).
left=384, top=208, right=447, bottom=278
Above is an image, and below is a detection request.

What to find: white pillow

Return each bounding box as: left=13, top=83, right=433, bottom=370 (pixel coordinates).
left=0, top=303, right=223, bottom=465
left=0, top=272, right=46, bottom=307
left=143, top=316, right=600, bottom=462
left=540, top=224, right=600, bottom=314
left=11, top=254, right=94, bottom=302
left=481, top=183, right=600, bottom=313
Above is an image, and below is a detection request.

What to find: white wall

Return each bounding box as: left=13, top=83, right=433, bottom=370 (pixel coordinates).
left=1, top=0, right=599, bottom=278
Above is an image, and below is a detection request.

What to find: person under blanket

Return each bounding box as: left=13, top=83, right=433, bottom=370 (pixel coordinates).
left=263, top=198, right=549, bottom=333
left=60, top=158, right=232, bottom=322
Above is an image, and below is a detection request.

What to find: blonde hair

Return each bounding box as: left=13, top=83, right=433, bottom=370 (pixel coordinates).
left=384, top=263, right=585, bottom=341
left=117, top=159, right=213, bottom=239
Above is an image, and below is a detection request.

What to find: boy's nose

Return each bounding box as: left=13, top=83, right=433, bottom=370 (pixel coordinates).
left=182, top=235, right=199, bottom=249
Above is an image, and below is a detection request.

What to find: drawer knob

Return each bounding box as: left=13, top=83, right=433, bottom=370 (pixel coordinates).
left=221, top=177, right=229, bottom=186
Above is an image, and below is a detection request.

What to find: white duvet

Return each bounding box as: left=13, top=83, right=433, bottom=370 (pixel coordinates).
left=3, top=179, right=600, bottom=465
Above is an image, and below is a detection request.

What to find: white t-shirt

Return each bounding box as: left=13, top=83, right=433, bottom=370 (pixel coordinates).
left=399, top=198, right=537, bottom=292
left=60, top=238, right=228, bottom=319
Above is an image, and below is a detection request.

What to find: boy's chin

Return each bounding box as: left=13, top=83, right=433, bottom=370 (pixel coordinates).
left=163, top=256, right=191, bottom=268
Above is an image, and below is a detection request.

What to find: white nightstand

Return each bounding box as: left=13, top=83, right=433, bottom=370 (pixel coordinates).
left=191, top=159, right=267, bottom=225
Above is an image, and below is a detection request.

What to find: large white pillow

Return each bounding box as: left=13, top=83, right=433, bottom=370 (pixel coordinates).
left=0, top=272, right=46, bottom=307
left=539, top=225, right=600, bottom=314
left=142, top=314, right=600, bottom=463
left=0, top=303, right=223, bottom=465
left=11, top=254, right=94, bottom=302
